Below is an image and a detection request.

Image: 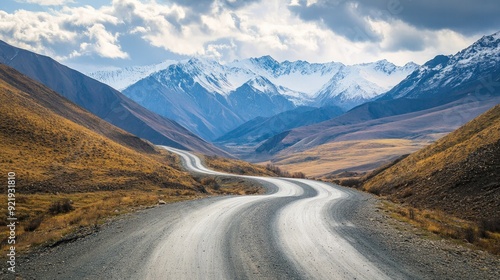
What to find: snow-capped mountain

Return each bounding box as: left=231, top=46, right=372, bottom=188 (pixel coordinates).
left=87, top=60, right=176, bottom=90
left=227, top=76, right=296, bottom=121
left=118, top=56, right=417, bottom=140
left=229, top=56, right=343, bottom=99
left=315, top=60, right=418, bottom=108
left=380, top=31, right=500, bottom=100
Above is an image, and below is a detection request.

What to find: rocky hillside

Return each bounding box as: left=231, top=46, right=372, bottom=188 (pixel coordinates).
left=362, top=104, right=500, bottom=223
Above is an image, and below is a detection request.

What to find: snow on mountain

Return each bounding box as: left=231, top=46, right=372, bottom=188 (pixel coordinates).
left=357, top=60, right=419, bottom=90
left=87, top=60, right=176, bottom=90
left=119, top=55, right=418, bottom=139
left=315, top=60, right=419, bottom=108
left=246, top=76, right=279, bottom=94
left=228, top=56, right=342, bottom=97
left=91, top=54, right=416, bottom=108
left=381, top=31, right=500, bottom=100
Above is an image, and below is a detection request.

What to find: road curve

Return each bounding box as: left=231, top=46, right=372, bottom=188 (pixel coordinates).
left=156, top=146, right=390, bottom=279
left=17, top=146, right=414, bottom=280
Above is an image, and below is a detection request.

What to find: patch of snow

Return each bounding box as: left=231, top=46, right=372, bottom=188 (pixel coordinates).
left=87, top=60, right=176, bottom=90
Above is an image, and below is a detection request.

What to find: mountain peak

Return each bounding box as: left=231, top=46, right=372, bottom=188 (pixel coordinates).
left=379, top=30, right=500, bottom=100
left=479, top=30, right=500, bottom=45
left=372, top=59, right=397, bottom=74
left=403, top=61, right=420, bottom=70
left=246, top=76, right=277, bottom=93
left=250, top=55, right=280, bottom=70
left=423, top=54, right=451, bottom=69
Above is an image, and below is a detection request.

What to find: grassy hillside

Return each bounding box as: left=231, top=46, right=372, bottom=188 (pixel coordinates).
left=0, top=64, right=251, bottom=253
left=363, top=104, right=500, bottom=221
left=362, top=104, right=500, bottom=252
left=0, top=64, right=196, bottom=192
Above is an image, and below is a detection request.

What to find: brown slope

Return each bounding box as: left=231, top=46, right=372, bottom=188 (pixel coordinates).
left=257, top=93, right=499, bottom=157
left=265, top=96, right=500, bottom=177
left=0, top=63, right=196, bottom=193
left=0, top=40, right=228, bottom=156
left=362, top=104, right=500, bottom=223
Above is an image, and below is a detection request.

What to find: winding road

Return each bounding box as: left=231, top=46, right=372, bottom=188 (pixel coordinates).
left=17, top=146, right=415, bottom=280
left=148, top=146, right=398, bottom=279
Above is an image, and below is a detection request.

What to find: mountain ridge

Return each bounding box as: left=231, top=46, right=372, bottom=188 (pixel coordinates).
left=216, top=106, right=345, bottom=145
left=121, top=56, right=417, bottom=140
left=0, top=40, right=229, bottom=156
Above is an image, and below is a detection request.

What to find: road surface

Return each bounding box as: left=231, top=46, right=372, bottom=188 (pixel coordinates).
left=147, top=146, right=403, bottom=279
left=16, top=146, right=417, bottom=279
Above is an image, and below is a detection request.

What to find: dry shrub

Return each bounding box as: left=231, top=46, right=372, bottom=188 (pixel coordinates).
left=49, top=199, right=74, bottom=215
left=463, top=227, right=477, bottom=243
left=367, top=187, right=381, bottom=196
left=291, top=172, right=306, bottom=179
left=408, top=208, right=415, bottom=220
left=340, top=178, right=361, bottom=188
left=24, top=216, right=44, bottom=232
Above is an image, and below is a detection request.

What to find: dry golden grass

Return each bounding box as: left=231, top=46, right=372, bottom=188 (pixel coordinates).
left=268, top=139, right=429, bottom=177
left=362, top=105, right=500, bottom=223
left=0, top=72, right=197, bottom=193
left=382, top=201, right=500, bottom=255
left=203, top=154, right=278, bottom=176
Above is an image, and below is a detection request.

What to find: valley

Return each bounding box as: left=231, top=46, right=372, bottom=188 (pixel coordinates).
left=14, top=148, right=500, bottom=280
left=0, top=5, right=498, bottom=277
left=0, top=64, right=270, bottom=260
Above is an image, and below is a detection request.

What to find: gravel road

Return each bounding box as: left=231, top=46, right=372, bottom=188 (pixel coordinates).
left=7, top=147, right=499, bottom=280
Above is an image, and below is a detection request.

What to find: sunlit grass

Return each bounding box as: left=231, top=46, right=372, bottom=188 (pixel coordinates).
left=382, top=201, right=500, bottom=255
left=202, top=154, right=277, bottom=176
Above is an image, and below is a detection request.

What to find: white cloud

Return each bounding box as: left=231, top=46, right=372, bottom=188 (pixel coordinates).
left=0, top=0, right=490, bottom=69
left=80, top=23, right=129, bottom=59
left=0, top=9, right=76, bottom=56
left=0, top=4, right=126, bottom=60
left=370, top=20, right=476, bottom=64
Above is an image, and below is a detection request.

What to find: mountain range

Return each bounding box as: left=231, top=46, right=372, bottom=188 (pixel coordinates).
left=250, top=31, right=500, bottom=175
left=91, top=56, right=417, bottom=140
left=0, top=40, right=227, bottom=156
left=380, top=32, right=500, bottom=100
left=3, top=29, right=498, bottom=179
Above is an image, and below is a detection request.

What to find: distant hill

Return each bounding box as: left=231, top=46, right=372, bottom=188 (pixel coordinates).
left=0, top=40, right=228, bottom=156
left=256, top=93, right=500, bottom=156
left=362, top=105, right=500, bottom=223
left=0, top=63, right=196, bottom=193
left=216, top=106, right=344, bottom=145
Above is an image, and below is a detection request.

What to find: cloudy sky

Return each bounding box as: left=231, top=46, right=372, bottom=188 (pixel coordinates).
left=1, top=0, right=498, bottom=72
